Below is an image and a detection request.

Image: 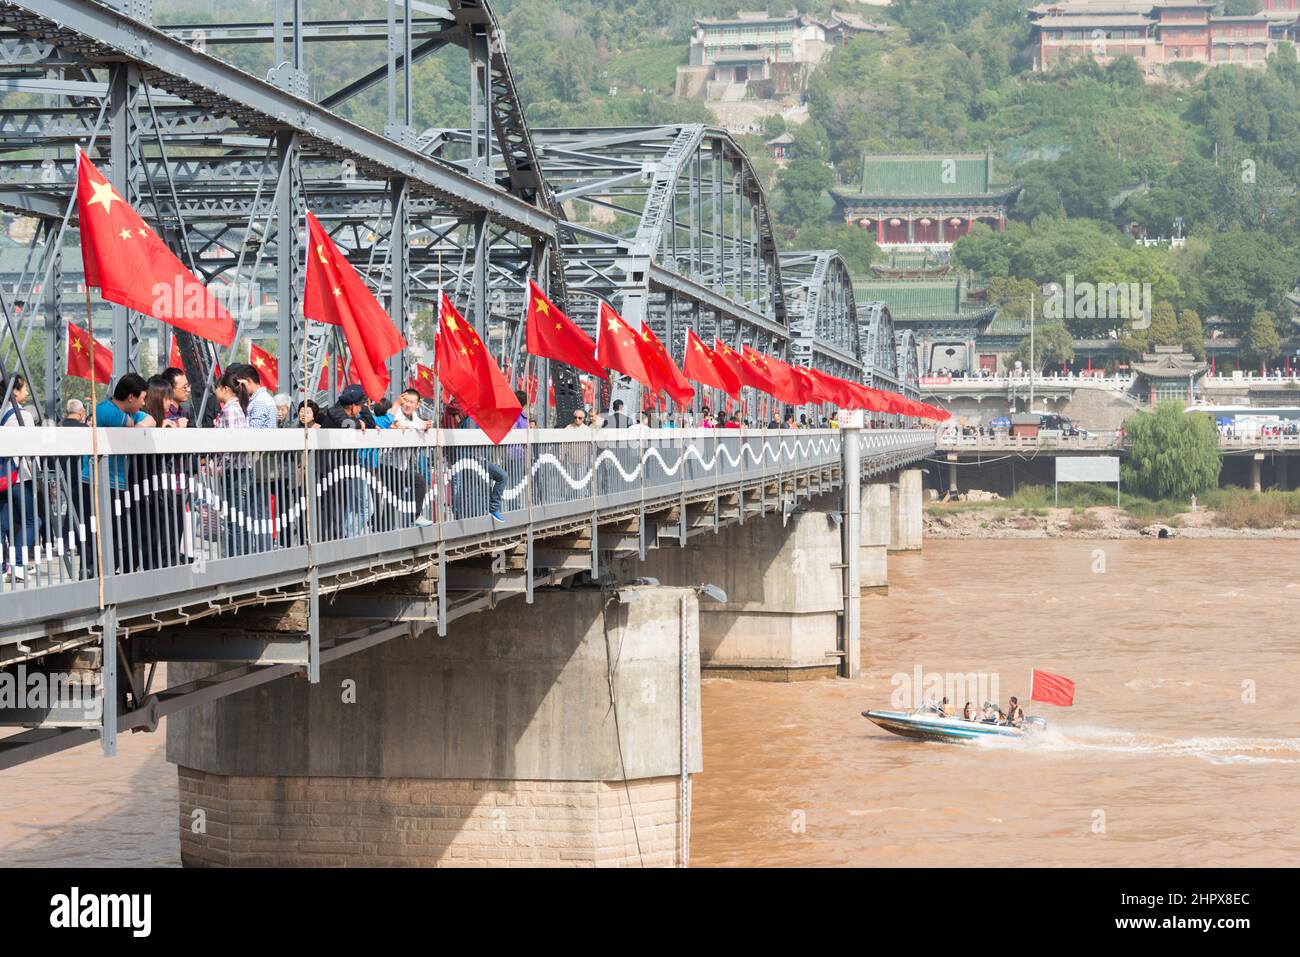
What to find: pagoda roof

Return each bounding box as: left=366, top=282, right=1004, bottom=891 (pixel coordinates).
left=836, top=152, right=1018, bottom=201
left=1131, top=346, right=1209, bottom=379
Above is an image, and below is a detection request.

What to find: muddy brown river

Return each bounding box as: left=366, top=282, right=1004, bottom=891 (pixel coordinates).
left=3, top=539, right=1298, bottom=867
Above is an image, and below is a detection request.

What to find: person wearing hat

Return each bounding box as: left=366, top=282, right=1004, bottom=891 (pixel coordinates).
left=319, top=384, right=375, bottom=537
left=322, top=384, right=370, bottom=430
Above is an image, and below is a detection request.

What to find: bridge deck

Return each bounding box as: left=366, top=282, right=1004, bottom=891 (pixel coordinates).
left=0, top=427, right=933, bottom=769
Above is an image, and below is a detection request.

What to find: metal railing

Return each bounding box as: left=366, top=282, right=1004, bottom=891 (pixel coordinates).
left=0, top=427, right=931, bottom=626
left=935, top=431, right=1124, bottom=451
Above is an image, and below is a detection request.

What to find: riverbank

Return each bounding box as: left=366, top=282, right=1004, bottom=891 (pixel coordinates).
left=926, top=503, right=1300, bottom=539
left=926, top=484, right=1300, bottom=539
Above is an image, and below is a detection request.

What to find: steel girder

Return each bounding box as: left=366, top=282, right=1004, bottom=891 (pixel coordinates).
left=895, top=329, right=920, bottom=398
left=0, top=0, right=566, bottom=413
left=860, top=300, right=901, bottom=392
left=780, top=248, right=861, bottom=381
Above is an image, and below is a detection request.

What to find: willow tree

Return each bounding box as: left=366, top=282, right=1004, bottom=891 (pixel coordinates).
left=1121, top=402, right=1221, bottom=500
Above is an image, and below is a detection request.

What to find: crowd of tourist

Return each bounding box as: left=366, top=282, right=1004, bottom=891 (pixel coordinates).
left=1, top=368, right=865, bottom=582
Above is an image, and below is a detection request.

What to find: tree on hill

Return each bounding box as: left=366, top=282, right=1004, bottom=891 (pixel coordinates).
left=1202, top=232, right=1297, bottom=329
left=1178, top=308, right=1206, bottom=360
left=1240, top=310, right=1281, bottom=370
left=774, top=158, right=834, bottom=231
left=1010, top=320, right=1074, bottom=372
left=1121, top=402, right=1221, bottom=500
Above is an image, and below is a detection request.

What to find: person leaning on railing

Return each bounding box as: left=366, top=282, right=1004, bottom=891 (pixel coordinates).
left=1, top=374, right=40, bottom=583
left=76, top=373, right=155, bottom=577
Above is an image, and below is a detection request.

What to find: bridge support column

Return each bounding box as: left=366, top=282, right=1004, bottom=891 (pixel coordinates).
left=166, top=586, right=701, bottom=867
left=889, top=468, right=923, bottom=552
left=635, top=494, right=844, bottom=680
left=860, top=482, right=891, bottom=593
left=1252, top=454, right=1263, bottom=493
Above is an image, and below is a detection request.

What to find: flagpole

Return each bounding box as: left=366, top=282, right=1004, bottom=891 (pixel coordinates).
left=84, top=285, right=107, bottom=611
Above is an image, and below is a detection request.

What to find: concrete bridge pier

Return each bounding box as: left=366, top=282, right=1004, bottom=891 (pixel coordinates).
left=890, top=468, right=924, bottom=552
left=166, top=586, right=701, bottom=867
left=860, top=482, right=892, bottom=594
left=636, top=493, right=845, bottom=681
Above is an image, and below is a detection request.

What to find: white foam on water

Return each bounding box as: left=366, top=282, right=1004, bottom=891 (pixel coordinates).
left=1019, top=724, right=1300, bottom=766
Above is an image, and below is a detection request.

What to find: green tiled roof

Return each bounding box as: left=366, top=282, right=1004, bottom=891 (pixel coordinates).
left=855, top=279, right=993, bottom=319
left=837, top=152, right=1015, bottom=199
left=984, top=313, right=1030, bottom=336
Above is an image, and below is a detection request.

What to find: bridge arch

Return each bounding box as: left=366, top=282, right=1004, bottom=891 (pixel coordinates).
left=780, top=249, right=861, bottom=381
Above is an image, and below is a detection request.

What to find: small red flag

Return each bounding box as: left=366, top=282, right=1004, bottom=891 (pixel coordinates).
left=248, top=342, right=279, bottom=392
left=409, top=362, right=437, bottom=400
left=303, top=211, right=406, bottom=401
left=683, top=330, right=741, bottom=398
left=67, top=322, right=112, bottom=385
left=168, top=336, right=182, bottom=371
left=75, top=149, right=235, bottom=346
left=525, top=280, right=607, bottom=380
left=595, top=301, right=655, bottom=390
left=434, top=293, right=521, bottom=444
left=1031, top=669, right=1075, bottom=707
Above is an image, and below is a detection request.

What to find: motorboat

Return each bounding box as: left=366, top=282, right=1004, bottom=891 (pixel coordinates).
left=862, top=704, right=1047, bottom=743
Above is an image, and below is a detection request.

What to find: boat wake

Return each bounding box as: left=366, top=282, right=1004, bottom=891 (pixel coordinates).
left=988, top=725, right=1300, bottom=765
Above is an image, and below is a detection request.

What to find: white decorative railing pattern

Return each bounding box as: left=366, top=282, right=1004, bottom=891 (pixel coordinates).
left=0, top=428, right=933, bottom=611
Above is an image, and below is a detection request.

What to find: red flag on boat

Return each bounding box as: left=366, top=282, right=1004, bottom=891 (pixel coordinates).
left=1030, top=669, right=1075, bottom=707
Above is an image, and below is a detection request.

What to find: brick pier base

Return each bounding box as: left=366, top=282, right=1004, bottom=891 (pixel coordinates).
left=179, top=769, right=685, bottom=867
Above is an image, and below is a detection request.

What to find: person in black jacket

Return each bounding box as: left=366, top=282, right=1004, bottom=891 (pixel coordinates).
left=319, top=385, right=371, bottom=536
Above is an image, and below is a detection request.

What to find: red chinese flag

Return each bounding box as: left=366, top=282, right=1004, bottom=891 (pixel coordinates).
left=67, top=322, right=112, bottom=385
left=303, top=211, right=406, bottom=401
left=638, top=324, right=695, bottom=405
left=763, top=352, right=812, bottom=404
left=525, top=280, right=607, bottom=380
left=409, top=363, right=437, bottom=400
left=75, top=149, right=234, bottom=346
left=712, top=339, right=749, bottom=390
left=248, top=342, right=279, bottom=392
left=741, top=346, right=781, bottom=398
left=168, top=337, right=182, bottom=371
left=684, top=329, right=741, bottom=398
left=595, top=301, right=655, bottom=390
left=434, top=293, right=521, bottom=444
left=1031, top=669, right=1076, bottom=707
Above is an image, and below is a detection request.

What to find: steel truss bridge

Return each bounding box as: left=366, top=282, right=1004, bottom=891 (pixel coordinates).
left=0, top=0, right=935, bottom=770
left=0, top=0, right=918, bottom=423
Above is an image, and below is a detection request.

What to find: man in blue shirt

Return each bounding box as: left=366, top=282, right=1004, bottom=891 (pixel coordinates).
left=77, top=374, right=152, bottom=575
left=232, top=363, right=277, bottom=430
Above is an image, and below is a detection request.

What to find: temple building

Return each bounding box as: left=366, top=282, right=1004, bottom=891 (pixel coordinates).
left=1130, top=344, right=1209, bottom=402
left=1029, top=1, right=1297, bottom=77
left=676, top=10, right=889, bottom=100
left=832, top=152, right=1020, bottom=248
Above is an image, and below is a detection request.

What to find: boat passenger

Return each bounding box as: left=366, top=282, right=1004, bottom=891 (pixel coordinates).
left=981, top=702, right=1000, bottom=723
left=962, top=702, right=976, bottom=721
left=940, top=696, right=954, bottom=717
left=1005, top=696, right=1025, bottom=727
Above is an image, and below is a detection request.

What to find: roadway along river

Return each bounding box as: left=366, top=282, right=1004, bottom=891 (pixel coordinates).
left=691, top=539, right=1300, bottom=867
left=2, top=539, right=1298, bottom=867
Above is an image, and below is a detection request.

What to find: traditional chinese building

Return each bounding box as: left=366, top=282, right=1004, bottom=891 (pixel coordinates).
left=833, top=152, right=1020, bottom=248
left=676, top=10, right=889, bottom=100
left=1130, top=344, right=1208, bottom=402
left=1029, top=1, right=1293, bottom=76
